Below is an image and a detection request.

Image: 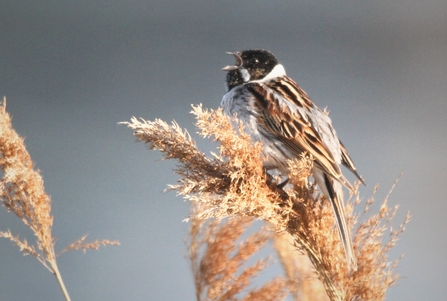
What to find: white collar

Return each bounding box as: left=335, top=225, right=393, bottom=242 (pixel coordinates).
left=251, top=64, right=286, bottom=83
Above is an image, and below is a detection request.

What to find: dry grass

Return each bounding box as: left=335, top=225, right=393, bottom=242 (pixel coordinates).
left=0, top=99, right=119, bottom=301
left=273, top=232, right=329, bottom=301
left=122, top=104, right=410, bottom=301
left=188, top=202, right=289, bottom=301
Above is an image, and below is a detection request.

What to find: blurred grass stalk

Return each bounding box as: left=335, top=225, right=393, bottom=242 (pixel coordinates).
left=0, top=99, right=71, bottom=300
left=188, top=203, right=290, bottom=300
left=123, top=104, right=410, bottom=301
left=0, top=99, right=119, bottom=301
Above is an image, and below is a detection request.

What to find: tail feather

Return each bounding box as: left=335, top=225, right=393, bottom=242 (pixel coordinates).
left=339, top=140, right=366, bottom=186
left=315, top=170, right=357, bottom=271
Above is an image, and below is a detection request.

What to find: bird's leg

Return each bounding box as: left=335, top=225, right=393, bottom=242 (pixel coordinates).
left=276, top=177, right=289, bottom=189
left=263, top=168, right=289, bottom=202
left=264, top=168, right=275, bottom=186
left=263, top=167, right=292, bottom=203
left=263, top=168, right=288, bottom=189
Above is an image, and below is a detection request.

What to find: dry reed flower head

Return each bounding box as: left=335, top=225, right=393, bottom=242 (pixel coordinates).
left=122, top=104, right=410, bottom=301
left=274, top=232, right=329, bottom=301
left=188, top=202, right=289, bottom=301
left=0, top=99, right=56, bottom=266
left=0, top=99, right=119, bottom=301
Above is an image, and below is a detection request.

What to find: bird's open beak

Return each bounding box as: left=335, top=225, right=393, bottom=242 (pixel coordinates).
left=222, top=52, right=242, bottom=71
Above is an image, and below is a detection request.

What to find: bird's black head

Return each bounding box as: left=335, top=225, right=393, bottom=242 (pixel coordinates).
left=223, top=49, right=279, bottom=90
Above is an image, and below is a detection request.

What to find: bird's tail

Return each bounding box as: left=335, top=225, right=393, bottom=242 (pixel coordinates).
left=316, top=171, right=358, bottom=272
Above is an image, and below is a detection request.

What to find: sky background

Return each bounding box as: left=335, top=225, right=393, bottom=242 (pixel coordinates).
left=1, top=1, right=446, bottom=300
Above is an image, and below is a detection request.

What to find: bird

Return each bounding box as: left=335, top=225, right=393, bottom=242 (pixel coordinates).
left=221, top=49, right=364, bottom=271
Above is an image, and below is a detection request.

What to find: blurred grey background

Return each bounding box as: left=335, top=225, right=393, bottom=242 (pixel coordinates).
left=1, top=1, right=446, bottom=300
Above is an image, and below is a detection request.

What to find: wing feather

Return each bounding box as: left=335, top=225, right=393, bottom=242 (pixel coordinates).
left=246, top=78, right=355, bottom=186
left=340, top=141, right=365, bottom=185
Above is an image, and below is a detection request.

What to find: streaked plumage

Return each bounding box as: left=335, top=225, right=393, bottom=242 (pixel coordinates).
left=221, top=49, right=364, bottom=271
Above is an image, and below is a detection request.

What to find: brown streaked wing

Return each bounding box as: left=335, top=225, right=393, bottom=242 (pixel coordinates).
left=246, top=82, right=344, bottom=182
left=269, top=76, right=315, bottom=109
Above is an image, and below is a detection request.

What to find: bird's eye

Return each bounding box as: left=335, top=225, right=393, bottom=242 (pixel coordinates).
left=252, top=58, right=259, bottom=64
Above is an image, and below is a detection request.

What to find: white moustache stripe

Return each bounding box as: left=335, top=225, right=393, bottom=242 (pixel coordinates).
left=240, top=68, right=250, bottom=82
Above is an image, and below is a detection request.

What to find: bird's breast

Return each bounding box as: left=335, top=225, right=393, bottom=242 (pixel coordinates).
left=221, top=86, right=292, bottom=171
left=221, top=87, right=260, bottom=134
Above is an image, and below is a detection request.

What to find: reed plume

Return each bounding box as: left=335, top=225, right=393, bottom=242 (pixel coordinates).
left=122, top=104, right=409, bottom=301
left=188, top=202, right=289, bottom=300
left=0, top=99, right=119, bottom=301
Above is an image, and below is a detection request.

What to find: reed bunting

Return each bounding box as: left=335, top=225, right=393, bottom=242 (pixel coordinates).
left=221, top=49, right=364, bottom=271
